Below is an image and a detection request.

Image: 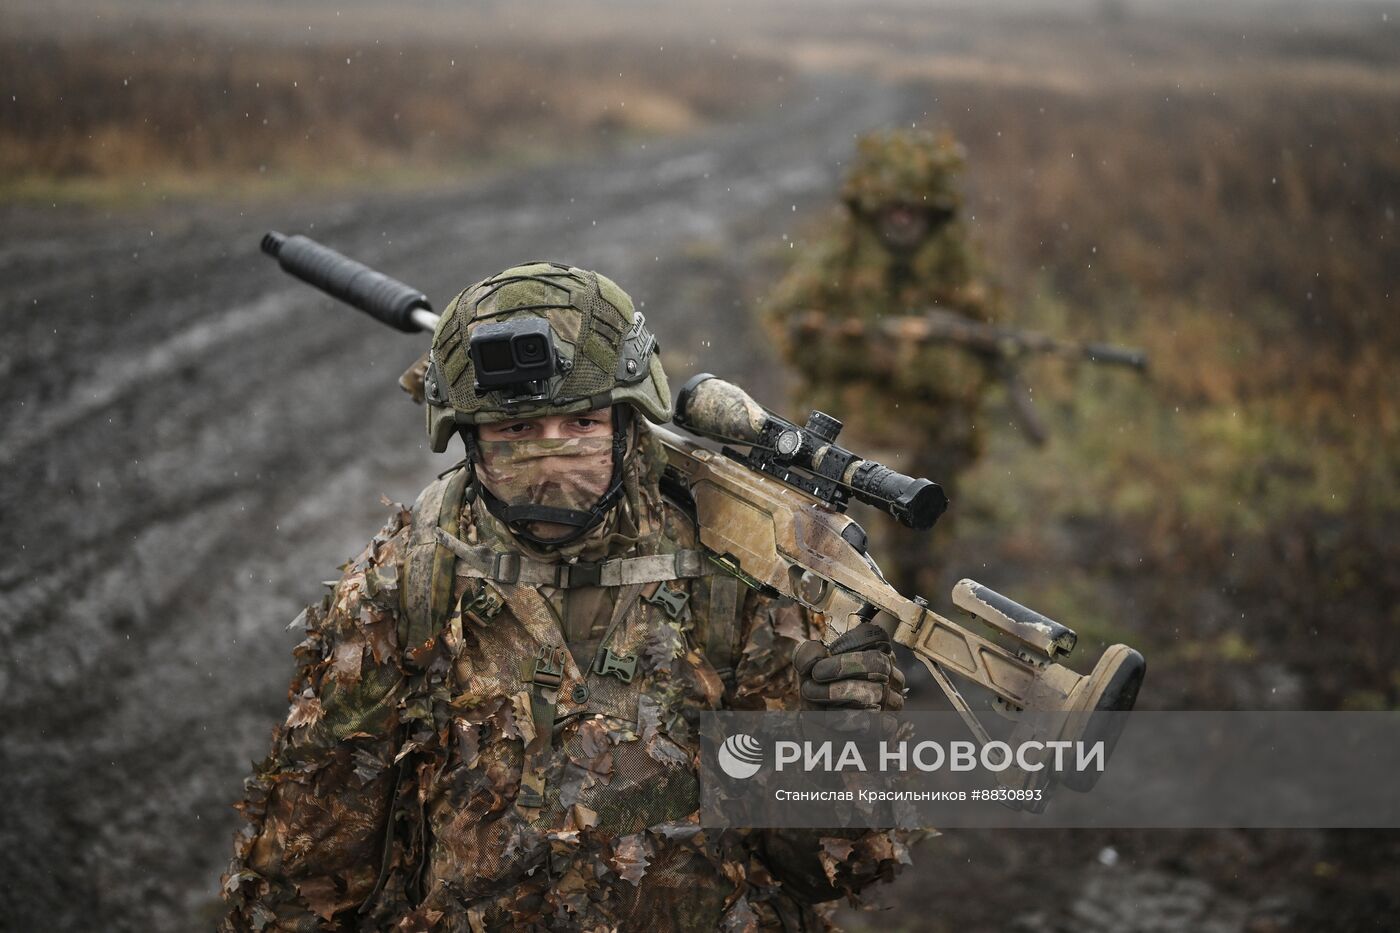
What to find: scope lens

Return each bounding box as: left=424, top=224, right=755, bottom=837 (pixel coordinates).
left=515, top=335, right=547, bottom=364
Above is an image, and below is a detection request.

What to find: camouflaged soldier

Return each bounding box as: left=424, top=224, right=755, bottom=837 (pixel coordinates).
left=762, top=130, right=999, bottom=597
left=221, top=262, right=912, bottom=931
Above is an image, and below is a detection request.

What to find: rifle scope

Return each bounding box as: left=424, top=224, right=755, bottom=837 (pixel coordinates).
left=674, top=374, right=948, bottom=531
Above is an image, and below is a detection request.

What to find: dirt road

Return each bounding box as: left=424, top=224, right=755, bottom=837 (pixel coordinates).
left=0, top=74, right=917, bottom=929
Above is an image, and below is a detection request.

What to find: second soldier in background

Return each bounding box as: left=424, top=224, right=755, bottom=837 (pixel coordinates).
left=763, top=129, right=998, bottom=598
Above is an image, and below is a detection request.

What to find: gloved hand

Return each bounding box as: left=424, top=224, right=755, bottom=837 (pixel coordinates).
left=793, top=621, right=906, bottom=711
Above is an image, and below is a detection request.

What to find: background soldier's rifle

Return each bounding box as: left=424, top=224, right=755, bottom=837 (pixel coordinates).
left=261, top=231, right=1147, bottom=805
left=790, top=307, right=1149, bottom=445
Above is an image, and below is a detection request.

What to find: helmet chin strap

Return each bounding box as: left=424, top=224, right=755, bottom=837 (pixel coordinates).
left=465, top=407, right=632, bottom=550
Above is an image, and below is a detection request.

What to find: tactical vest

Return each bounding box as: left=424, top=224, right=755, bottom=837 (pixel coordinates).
left=397, top=466, right=745, bottom=682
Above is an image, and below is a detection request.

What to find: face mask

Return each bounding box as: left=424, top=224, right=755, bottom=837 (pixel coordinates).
left=475, top=436, right=617, bottom=544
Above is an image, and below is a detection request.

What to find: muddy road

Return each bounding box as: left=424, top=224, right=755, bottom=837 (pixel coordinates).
left=0, top=74, right=917, bottom=929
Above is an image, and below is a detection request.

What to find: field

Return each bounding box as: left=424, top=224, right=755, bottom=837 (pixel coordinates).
left=767, top=5, right=1400, bottom=929
left=0, top=6, right=788, bottom=201
left=2, top=1, right=1398, bottom=929
left=793, top=3, right=1400, bottom=713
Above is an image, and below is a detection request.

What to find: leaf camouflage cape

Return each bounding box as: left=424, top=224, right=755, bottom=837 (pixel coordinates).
left=220, top=421, right=916, bottom=931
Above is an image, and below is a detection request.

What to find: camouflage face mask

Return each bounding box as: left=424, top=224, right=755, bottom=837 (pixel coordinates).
left=475, top=436, right=618, bottom=544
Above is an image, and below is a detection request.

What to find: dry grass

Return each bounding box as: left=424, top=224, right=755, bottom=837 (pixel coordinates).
left=735, top=3, right=1400, bottom=717
left=876, top=10, right=1400, bottom=715
left=0, top=28, right=787, bottom=201
left=806, top=8, right=1400, bottom=928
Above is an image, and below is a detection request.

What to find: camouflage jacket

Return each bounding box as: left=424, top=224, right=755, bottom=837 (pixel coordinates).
left=220, top=427, right=911, bottom=932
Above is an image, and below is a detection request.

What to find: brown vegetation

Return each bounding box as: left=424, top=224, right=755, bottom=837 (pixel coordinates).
left=0, top=29, right=786, bottom=198
left=809, top=9, right=1400, bottom=928
left=910, top=14, right=1400, bottom=711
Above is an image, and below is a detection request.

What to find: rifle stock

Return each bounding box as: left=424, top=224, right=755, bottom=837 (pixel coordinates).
left=660, top=421, right=1144, bottom=801
left=654, top=424, right=1143, bottom=726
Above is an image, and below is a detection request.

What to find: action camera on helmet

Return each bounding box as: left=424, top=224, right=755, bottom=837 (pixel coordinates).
left=469, top=318, right=559, bottom=393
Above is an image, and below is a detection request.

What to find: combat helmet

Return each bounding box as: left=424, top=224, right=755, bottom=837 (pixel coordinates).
left=423, top=261, right=671, bottom=452
left=840, top=129, right=966, bottom=219
left=421, top=261, right=670, bottom=547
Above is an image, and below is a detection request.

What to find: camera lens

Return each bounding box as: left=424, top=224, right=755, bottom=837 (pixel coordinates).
left=516, top=336, right=547, bottom=364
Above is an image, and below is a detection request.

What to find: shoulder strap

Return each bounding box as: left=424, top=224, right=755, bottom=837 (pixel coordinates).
left=364, top=467, right=469, bottom=912
left=702, top=571, right=744, bottom=683
left=400, top=468, right=471, bottom=656
left=654, top=487, right=747, bottom=682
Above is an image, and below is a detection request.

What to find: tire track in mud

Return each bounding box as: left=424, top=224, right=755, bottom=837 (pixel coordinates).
left=0, top=74, right=914, bottom=929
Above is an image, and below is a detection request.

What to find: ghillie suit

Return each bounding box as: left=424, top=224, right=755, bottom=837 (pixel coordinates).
left=762, top=130, right=999, bottom=598
left=221, top=263, right=913, bottom=931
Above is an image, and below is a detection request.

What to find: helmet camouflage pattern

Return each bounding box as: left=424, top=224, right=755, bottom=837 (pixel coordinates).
left=840, top=128, right=966, bottom=218
left=424, top=262, right=672, bottom=451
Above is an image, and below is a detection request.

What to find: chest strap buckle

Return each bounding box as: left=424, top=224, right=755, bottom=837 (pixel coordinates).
left=560, top=561, right=602, bottom=588
left=595, top=648, right=637, bottom=683
left=462, top=586, right=503, bottom=622
left=523, top=644, right=567, bottom=688
left=645, top=583, right=691, bottom=621
left=492, top=552, right=522, bottom=585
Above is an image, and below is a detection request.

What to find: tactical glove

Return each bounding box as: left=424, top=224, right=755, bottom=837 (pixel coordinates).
left=793, top=621, right=906, bottom=711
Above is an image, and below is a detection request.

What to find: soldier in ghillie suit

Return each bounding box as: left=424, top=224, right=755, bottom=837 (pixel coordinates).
left=762, top=130, right=998, bottom=598
left=221, top=263, right=912, bottom=931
